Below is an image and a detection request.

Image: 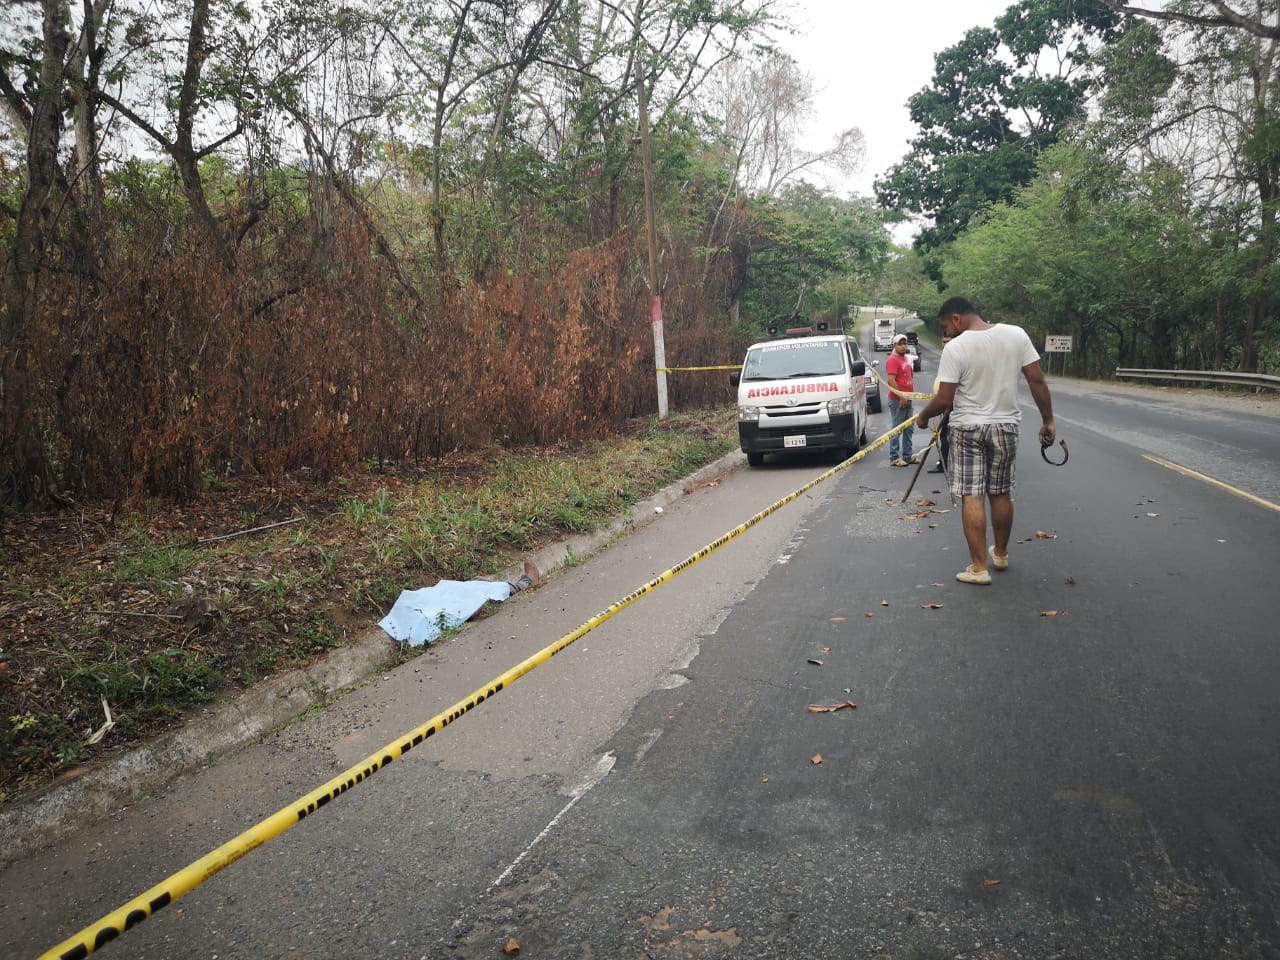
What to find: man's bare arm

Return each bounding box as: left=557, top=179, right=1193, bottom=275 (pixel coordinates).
left=1022, top=362, right=1055, bottom=444
left=916, top=381, right=956, bottom=428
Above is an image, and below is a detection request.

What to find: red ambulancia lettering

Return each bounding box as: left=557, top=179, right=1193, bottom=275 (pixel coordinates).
left=746, top=382, right=838, bottom=399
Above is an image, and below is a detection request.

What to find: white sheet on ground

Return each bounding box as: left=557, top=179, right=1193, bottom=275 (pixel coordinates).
left=378, top=579, right=513, bottom=646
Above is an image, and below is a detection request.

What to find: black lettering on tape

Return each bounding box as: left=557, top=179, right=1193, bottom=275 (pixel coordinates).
left=124, top=908, right=148, bottom=930
left=93, top=925, right=121, bottom=949
left=60, top=945, right=89, bottom=960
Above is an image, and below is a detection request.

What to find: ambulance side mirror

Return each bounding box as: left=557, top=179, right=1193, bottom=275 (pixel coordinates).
left=851, top=360, right=866, bottom=376
left=729, top=372, right=741, bottom=387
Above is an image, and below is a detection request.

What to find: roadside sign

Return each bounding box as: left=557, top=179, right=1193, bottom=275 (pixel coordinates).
left=1045, top=335, right=1073, bottom=353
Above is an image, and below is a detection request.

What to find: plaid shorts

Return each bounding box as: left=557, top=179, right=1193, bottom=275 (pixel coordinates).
left=948, top=423, right=1020, bottom=497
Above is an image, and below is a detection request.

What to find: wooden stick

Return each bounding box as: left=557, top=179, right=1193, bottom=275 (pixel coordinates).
left=198, top=517, right=302, bottom=544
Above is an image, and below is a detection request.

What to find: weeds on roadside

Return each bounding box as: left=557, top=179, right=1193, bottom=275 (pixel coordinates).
left=0, top=408, right=735, bottom=795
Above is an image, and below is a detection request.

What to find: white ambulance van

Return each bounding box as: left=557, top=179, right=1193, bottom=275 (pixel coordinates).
left=729, top=331, right=869, bottom=467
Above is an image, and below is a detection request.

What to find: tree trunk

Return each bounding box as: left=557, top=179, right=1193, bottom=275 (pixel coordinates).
left=70, top=0, right=113, bottom=247
left=1245, top=183, right=1274, bottom=372
left=2, top=0, right=70, bottom=504
left=172, top=0, right=235, bottom=272
left=431, top=0, right=476, bottom=286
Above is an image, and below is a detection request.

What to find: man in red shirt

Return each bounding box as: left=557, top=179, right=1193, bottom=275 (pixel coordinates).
left=885, top=333, right=916, bottom=466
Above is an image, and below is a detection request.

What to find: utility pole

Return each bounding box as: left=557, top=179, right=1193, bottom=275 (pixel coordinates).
left=636, top=57, right=669, bottom=419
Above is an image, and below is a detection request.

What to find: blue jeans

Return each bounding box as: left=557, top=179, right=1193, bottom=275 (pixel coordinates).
left=889, top=399, right=914, bottom=461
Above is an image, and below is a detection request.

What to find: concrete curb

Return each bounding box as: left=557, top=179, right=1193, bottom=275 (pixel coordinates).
left=0, top=449, right=745, bottom=868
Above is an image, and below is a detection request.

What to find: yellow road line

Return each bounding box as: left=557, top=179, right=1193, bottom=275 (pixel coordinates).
left=1144, top=455, right=1280, bottom=515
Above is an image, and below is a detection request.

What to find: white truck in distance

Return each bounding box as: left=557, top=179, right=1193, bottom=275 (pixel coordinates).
left=873, top=317, right=896, bottom=351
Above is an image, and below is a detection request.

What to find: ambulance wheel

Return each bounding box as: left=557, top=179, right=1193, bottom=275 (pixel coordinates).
left=747, top=451, right=765, bottom=467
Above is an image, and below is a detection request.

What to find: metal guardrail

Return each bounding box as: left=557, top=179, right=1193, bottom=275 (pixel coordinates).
left=1115, top=368, right=1280, bottom=391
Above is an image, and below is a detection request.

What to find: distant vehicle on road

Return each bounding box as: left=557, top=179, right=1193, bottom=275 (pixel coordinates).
left=864, top=360, right=882, bottom=413
left=906, top=343, right=922, bottom=372
left=873, top=317, right=896, bottom=351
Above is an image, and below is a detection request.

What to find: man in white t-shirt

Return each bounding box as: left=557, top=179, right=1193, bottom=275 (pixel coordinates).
left=915, top=297, right=1055, bottom=585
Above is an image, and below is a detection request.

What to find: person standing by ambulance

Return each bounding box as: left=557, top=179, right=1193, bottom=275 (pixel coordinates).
left=885, top=333, right=917, bottom=467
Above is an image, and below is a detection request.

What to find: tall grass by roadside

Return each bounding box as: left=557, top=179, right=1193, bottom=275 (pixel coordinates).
left=0, top=409, right=736, bottom=796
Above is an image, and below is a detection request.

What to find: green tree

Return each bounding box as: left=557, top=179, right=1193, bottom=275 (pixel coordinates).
left=699, top=51, right=866, bottom=324
left=1087, top=5, right=1280, bottom=372
left=875, top=0, right=1122, bottom=255
left=734, top=182, right=891, bottom=332
left=941, top=140, right=1209, bottom=376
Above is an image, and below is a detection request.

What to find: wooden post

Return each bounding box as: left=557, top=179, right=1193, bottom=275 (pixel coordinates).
left=636, top=60, right=668, bottom=419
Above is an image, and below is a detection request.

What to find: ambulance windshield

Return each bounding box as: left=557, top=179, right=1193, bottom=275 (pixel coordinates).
left=741, top=340, right=844, bottom=381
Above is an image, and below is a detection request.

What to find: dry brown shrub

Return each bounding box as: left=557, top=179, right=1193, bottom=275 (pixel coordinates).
left=19, top=188, right=744, bottom=503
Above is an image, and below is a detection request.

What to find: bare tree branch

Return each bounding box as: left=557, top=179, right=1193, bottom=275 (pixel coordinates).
left=1098, top=0, right=1280, bottom=40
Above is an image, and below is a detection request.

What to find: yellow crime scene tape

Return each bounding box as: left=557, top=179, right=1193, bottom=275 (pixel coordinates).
left=868, top=363, right=935, bottom=403
left=656, top=364, right=740, bottom=372
left=38, top=411, right=925, bottom=960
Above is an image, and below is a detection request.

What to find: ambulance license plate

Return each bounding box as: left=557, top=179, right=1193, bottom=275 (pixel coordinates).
left=783, top=435, right=806, bottom=448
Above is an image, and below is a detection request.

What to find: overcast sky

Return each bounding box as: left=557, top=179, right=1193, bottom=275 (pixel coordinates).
left=774, top=0, right=1019, bottom=199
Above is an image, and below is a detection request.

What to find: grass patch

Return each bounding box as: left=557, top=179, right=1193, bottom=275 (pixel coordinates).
left=0, top=406, right=735, bottom=798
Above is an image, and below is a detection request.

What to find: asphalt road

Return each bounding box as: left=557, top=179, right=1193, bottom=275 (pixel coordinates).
left=4, top=368, right=1279, bottom=960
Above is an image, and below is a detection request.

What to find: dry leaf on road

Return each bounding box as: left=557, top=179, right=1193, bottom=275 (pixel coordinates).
left=921, top=603, right=944, bottom=609
left=504, top=939, right=521, bottom=955
left=807, top=701, right=857, bottom=714
left=1040, top=610, right=1060, bottom=617
left=811, top=754, right=823, bottom=765
left=1035, top=530, right=1058, bottom=539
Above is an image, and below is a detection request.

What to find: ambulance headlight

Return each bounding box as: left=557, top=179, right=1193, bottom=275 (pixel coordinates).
left=827, top=396, right=854, bottom=416
left=738, top=405, right=760, bottom=422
